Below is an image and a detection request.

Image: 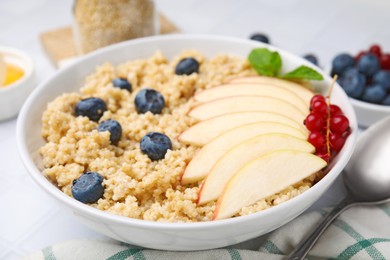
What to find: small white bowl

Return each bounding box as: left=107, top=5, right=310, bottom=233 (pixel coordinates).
left=349, top=97, right=390, bottom=128
left=0, top=46, right=35, bottom=121
left=16, top=35, right=357, bottom=251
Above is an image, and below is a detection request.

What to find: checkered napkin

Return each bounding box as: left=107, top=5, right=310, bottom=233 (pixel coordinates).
left=25, top=203, right=390, bottom=260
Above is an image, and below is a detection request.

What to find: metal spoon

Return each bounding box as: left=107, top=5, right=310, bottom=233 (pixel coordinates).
left=287, top=116, right=390, bottom=260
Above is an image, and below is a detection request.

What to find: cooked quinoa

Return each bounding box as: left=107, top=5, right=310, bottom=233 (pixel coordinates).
left=40, top=50, right=316, bottom=222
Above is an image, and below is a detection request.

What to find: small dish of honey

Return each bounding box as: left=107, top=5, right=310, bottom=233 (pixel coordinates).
left=0, top=46, right=35, bottom=121
left=0, top=58, right=25, bottom=88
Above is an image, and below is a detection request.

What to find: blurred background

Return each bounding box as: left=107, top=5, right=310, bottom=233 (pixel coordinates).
left=1, top=0, right=390, bottom=258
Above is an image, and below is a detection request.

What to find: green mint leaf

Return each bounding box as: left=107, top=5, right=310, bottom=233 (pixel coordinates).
left=248, top=48, right=282, bottom=77
left=281, top=65, right=324, bottom=81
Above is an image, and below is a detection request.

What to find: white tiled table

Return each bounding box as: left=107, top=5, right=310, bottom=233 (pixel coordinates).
left=1, top=0, right=390, bottom=258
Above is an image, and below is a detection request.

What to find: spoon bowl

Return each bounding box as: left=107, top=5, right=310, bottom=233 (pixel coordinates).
left=344, top=116, right=390, bottom=202
left=288, top=116, right=390, bottom=259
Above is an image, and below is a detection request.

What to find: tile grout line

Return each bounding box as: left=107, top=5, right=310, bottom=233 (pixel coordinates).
left=5, top=207, right=60, bottom=256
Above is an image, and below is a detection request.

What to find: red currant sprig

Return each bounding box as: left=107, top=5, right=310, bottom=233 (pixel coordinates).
left=304, top=78, right=350, bottom=164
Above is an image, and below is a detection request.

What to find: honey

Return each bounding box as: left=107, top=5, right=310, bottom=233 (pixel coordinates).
left=4, top=64, right=24, bottom=87
left=0, top=63, right=24, bottom=88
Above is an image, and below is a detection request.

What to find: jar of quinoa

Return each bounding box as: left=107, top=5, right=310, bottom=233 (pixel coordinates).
left=72, top=0, right=158, bottom=54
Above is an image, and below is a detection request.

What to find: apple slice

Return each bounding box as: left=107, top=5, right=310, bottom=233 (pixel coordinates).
left=188, top=96, right=306, bottom=123
left=181, top=122, right=307, bottom=184
left=229, top=76, right=314, bottom=103
left=197, top=133, right=315, bottom=205
left=179, top=111, right=307, bottom=146
left=213, top=150, right=327, bottom=220
left=194, top=83, right=308, bottom=114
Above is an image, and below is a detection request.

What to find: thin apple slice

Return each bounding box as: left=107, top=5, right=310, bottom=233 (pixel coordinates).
left=229, top=76, right=314, bottom=103
left=194, top=83, right=308, bottom=114
left=180, top=122, right=307, bottom=184
left=188, top=96, right=306, bottom=123
left=213, top=150, right=327, bottom=220
left=179, top=111, right=307, bottom=146
left=198, top=133, right=315, bottom=205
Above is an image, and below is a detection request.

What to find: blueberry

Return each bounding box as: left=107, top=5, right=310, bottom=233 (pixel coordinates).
left=249, top=33, right=270, bottom=44
left=140, top=132, right=172, bottom=161
left=331, top=53, right=355, bottom=76
left=357, top=53, right=380, bottom=77
left=71, top=172, right=104, bottom=204
left=373, top=70, right=390, bottom=91
left=75, top=97, right=107, bottom=122
left=381, top=95, right=390, bottom=106
left=303, top=54, right=318, bottom=66
left=339, top=68, right=366, bottom=98
left=135, top=88, right=165, bottom=114
left=175, top=58, right=200, bottom=75
left=98, top=119, right=122, bottom=145
left=361, top=84, right=386, bottom=103
left=112, top=77, right=132, bottom=92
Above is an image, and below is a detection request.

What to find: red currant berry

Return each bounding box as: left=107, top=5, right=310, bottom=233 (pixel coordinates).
left=304, top=112, right=326, bottom=131
left=329, top=104, right=343, bottom=117
left=380, top=54, right=390, bottom=70
left=308, top=131, right=326, bottom=149
left=316, top=153, right=330, bottom=163
left=315, top=147, right=331, bottom=163
left=342, top=127, right=351, bottom=139
left=310, top=94, right=326, bottom=108
left=330, top=115, right=350, bottom=134
left=315, top=146, right=327, bottom=153
left=355, top=51, right=366, bottom=62
left=311, top=100, right=328, bottom=115
left=369, top=44, right=382, bottom=58
left=330, top=132, right=346, bottom=152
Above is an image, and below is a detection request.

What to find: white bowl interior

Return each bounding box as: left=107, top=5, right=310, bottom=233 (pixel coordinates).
left=16, top=34, right=358, bottom=250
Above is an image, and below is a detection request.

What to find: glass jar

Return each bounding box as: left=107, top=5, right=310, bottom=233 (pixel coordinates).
left=72, top=0, right=158, bottom=54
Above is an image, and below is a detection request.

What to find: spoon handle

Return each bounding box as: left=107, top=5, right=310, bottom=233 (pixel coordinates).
left=285, top=196, right=356, bottom=260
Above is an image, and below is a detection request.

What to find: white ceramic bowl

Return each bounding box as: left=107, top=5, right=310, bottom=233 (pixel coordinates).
left=16, top=34, right=357, bottom=251
left=0, top=46, right=35, bottom=121
left=349, top=97, right=390, bottom=128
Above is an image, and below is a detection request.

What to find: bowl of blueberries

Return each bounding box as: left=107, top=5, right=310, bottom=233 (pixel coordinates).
left=330, top=44, right=390, bottom=127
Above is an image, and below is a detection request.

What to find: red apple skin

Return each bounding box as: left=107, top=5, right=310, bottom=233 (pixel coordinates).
left=196, top=182, right=205, bottom=206
left=179, top=164, right=187, bottom=184
left=212, top=199, right=222, bottom=220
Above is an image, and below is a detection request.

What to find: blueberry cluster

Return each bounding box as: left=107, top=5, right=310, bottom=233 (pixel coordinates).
left=332, top=45, right=390, bottom=105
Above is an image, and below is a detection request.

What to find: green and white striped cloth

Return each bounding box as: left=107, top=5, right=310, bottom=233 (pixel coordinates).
left=26, top=202, right=390, bottom=260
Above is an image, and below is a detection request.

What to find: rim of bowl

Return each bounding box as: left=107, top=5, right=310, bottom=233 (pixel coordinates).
left=0, top=46, right=34, bottom=93
left=324, top=65, right=390, bottom=112
left=16, top=34, right=358, bottom=230
left=350, top=96, right=390, bottom=111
